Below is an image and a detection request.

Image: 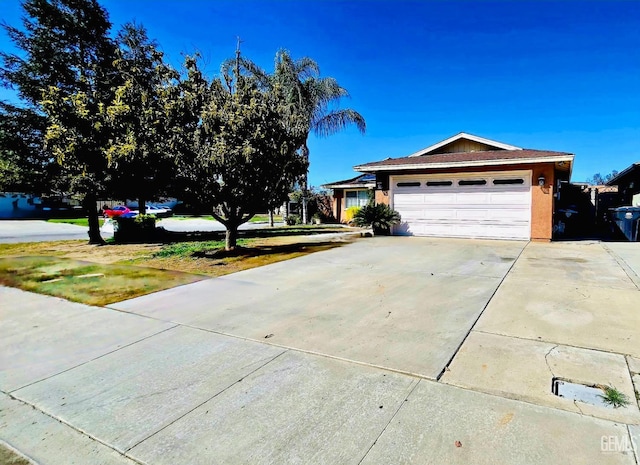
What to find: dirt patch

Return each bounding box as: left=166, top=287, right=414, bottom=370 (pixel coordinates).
left=0, top=233, right=358, bottom=278
left=0, top=241, right=162, bottom=264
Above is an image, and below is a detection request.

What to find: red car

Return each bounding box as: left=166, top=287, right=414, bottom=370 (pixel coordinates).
left=103, top=205, right=130, bottom=218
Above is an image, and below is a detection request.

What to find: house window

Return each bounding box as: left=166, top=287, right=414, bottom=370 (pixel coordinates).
left=458, top=179, right=487, bottom=186
left=426, top=181, right=453, bottom=187
left=345, top=190, right=369, bottom=208
left=493, top=178, right=525, bottom=185
left=396, top=182, right=421, bottom=187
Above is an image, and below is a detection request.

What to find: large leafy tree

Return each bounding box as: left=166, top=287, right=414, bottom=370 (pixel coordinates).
left=174, top=56, right=308, bottom=250
left=105, top=23, right=179, bottom=213
left=1, top=0, right=118, bottom=243
left=0, top=102, right=61, bottom=195
left=231, top=50, right=366, bottom=223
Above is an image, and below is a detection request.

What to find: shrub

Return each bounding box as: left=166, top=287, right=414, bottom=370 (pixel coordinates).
left=352, top=203, right=401, bottom=235
left=135, top=213, right=157, bottom=228
left=285, top=214, right=301, bottom=226
left=114, top=214, right=157, bottom=243
left=344, top=206, right=360, bottom=223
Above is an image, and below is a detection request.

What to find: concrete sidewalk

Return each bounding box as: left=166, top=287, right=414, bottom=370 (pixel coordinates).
left=1, top=286, right=636, bottom=465
left=1, top=238, right=639, bottom=464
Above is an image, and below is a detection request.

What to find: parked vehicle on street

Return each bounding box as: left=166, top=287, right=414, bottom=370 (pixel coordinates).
left=103, top=205, right=130, bottom=218
left=146, top=205, right=173, bottom=217
left=126, top=205, right=173, bottom=218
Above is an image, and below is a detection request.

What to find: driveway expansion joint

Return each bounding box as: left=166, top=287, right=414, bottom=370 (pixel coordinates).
left=472, top=329, right=637, bottom=360
left=9, top=324, right=180, bottom=394
left=124, top=349, right=288, bottom=453
left=3, top=393, right=146, bottom=465
left=602, top=242, right=640, bottom=291
left=435, top=240, right=530, bottom=381
left=155, top=321, right=439, bottom=381
left=81, top=299, right=443, bottom=381
left=356, top=379, right=422, bottom=465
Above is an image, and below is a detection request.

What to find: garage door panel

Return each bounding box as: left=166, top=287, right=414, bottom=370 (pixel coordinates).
left=456, top=192, right=491, bottom=204
left=393, top=194, right=426, bottom=206
left=422, top=193, right=457, bottom=204
left=422, top=209, right=456, bottom=220
left=399, top=210, right=428, bottom=221
left=392, top=171, right=531, bottom=240
left=486, top=209, right=530, bottom=221
left=458, top=209, right=491, bottom=220
left=488, top=191, right=530, bottom=205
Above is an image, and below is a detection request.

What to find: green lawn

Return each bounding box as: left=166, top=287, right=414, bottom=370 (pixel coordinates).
left=0, top=256, right=203, bottom=306
left=171, top=214, right=283, bottom=223
left=47, top=217, right=104, bottom=227
left=152, top=238, right=250, bottom=258
left=249, top=214, right=283, bottom=223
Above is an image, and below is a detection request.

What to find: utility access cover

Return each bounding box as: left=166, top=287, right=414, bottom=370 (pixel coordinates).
left=552, top=379, right=609, bottom=408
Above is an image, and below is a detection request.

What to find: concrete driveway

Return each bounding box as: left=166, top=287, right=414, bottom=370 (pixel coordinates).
left=1, top=237, right=639, bottom=464
left=110, top=237, right=526, bottom=379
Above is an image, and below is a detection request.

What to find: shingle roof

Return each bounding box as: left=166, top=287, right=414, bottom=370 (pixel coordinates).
left=322, top=173, right=376, bottom=189
left=355, top=149, right=574, bottom=171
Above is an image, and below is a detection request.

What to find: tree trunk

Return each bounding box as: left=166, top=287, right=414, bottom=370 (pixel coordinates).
left=283, top=201, right=289, bottom=223
left=139, top=197, right=146, bottom=215
left=302, top=196, right=308, bottom=224
left=269, top=209, right=274, bottom=227
left=225, top=225, right=239, bottom=251
left=301, top=145, right=310, bottom=224
left=85, top=195, right=105, bottom=245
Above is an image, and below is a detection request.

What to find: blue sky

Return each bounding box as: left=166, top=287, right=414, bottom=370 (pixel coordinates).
left=1, top=0, right=639, bottom=185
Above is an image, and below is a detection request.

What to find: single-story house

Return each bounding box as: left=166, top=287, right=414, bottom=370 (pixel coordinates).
left=322, top=173, right=376, bottom=221
left=324, top=132, right=574, bottom=241
left=606, top=162, right=640, bottom=207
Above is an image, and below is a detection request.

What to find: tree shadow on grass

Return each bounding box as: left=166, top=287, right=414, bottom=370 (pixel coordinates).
left=191, top=240, right=342, bottom=259
left=154, top=225, right=352, bottom=244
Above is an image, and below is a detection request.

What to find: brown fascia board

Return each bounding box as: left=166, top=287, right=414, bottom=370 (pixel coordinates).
left=354, top=152, right=574, bottom=172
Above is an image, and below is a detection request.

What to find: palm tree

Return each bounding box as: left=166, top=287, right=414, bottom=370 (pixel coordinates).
left=225, top=50, right=366, bottom=223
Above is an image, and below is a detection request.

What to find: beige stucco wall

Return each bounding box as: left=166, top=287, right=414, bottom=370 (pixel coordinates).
left=375, top=189, right=390, bottom=206
left=530, top=164, right=556, bottom=241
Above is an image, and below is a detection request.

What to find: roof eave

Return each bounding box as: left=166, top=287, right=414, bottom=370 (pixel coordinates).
left=322, top=182, right=376, bottom=189
left=355, top=155, right=575, bottom=172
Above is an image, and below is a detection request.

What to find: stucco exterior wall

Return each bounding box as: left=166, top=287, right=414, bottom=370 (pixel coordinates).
left=530, top=164, right=556, bottom=241
left=375, top=189, right=390, bottom=206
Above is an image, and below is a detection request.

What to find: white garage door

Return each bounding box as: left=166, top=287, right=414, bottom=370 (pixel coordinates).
left=391, top=171, right=531, bottom=240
